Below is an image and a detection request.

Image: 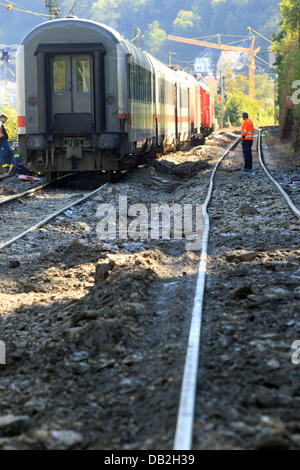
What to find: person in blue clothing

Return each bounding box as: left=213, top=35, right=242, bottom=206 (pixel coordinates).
left=0, top=113, right=13, bottom=173
left=10, top=149, right=29, bottom=175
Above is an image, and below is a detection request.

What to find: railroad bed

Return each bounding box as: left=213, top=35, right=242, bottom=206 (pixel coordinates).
left=193, top=129, right=300, bottom=450
left=0, top=128, right=299, bottom=450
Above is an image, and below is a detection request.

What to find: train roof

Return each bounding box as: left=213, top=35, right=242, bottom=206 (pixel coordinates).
left=19, top=17, right=207, bottom=91
left=20, top=17, right=124, bottom=46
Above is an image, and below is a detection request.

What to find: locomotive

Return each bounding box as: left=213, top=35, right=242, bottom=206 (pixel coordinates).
left=16, top=17, right=215, bottom=181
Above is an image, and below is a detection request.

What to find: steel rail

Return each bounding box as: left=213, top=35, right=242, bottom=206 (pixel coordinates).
left=0, top=174, right=73, bottom=207
left=173, top=136, right=241, bottom=450
left=0, top=181, right=50, bottom=206
left=258, top=129, right=300, bottom=219
left=0, top=185, right=102, bottom=251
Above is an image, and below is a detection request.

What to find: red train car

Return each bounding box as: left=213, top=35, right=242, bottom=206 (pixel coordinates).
left=199, top=81, right=215, bottom=135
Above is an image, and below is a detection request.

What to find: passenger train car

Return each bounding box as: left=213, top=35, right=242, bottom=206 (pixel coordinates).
left=16, top=18, right=215, bottom=180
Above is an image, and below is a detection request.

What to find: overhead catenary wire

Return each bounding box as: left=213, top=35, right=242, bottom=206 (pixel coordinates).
left=0, top=1, right=51, bottom=18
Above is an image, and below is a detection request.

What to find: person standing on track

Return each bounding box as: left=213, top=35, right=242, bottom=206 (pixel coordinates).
left=241, top=112, right=254, bottom=172
left=0, top=113, right=13, bottom=174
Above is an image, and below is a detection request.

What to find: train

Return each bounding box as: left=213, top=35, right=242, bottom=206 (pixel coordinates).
left=16, top=17, right=215, bottom=181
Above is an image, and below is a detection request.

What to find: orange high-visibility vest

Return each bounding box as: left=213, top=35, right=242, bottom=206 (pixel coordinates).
left=241, top=119, right=254, bottom=141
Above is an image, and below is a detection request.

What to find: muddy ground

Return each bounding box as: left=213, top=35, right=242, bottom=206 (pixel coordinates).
left=0, top=131, right=237, bottom=450
left=1, top=128, right=298, bottom=450
left=194, top=132, right=300, bottom=450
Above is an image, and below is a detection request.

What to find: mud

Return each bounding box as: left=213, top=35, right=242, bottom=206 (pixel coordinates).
left=194, top=132, right=300, bottom=450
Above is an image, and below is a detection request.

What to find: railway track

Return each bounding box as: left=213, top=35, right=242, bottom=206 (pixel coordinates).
left=174, top=126, right=300, bottom=450
left=259, top=128, right=300, bottom=219
left=1, top=128, right=298, bottom=450
left=173, top=135, right=241, bottom=450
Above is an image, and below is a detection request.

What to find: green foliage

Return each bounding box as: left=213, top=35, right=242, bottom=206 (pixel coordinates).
left=144, top=21, right=167, bottom=56
left=220, top=71, right=275, bottom=126
left=173, top=10, right=201, bottom=35
left=0, top=1, right=282, bottom=65
left=280, top=0, right=300, bottom=35
left=273, top=0, right=300, bottom=148
left=1, top=103, right=17, bottom=141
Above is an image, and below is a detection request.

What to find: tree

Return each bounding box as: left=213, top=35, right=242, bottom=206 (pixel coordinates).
left=144, top=21, right=167, bottom=57
left=280, top=0, right=300, bottom=45
left=273, top=0, right=300, bottom=147
left=172, top=10, right=201, bottom=35
left=220, top=69, right=275, bottom=126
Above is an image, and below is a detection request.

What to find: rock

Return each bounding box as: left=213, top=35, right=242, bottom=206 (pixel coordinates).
left=100, top=242, right=120, bottom=252
left=255, top=434, right=290, bottom=450
left=0, top=415, right=30, bottom=436
left=225, top=250, right=257, bottom=263
left=95, top=260, right=115, bottom=282
left=290, top=434, right=300, bottom=447
left=72, top=351, right=89, bottom=362
left=260, top=416, right=288, bottom=436
left=9, top=260, right=20, bottom=268
left=262, top=287, right=291, bottom=299
left=34, top=427, right=83, bottom=450
left=72, top=362, right=90, bottom=374
left=107, top=186, right=116, bottom=194
left=231, top=421, right=257, bottom=435
left=63, top=326, right=87, bottom=338
left=237, top=204, right=259, bottom=216
left=49, top=430, right=83, bottom=449
left=267, top=359, right=280, bottom=370
left=294, top=287, right=300, bottom=299
left=73, top=310, right=100, bottom=322
left=231, top=286, right=253, bottom=299
left=23, top=399, right=46, bottom=413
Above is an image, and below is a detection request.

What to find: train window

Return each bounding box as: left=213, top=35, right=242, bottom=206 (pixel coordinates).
left=53, top=60, right=66, bottom=94
left=130, top=62, right=152, bottom=102
left=127, top=62, right=132, bottom=100
left=77, top=59, right=90, bottom=93
left=133, top=64, right=137, bottom=101
left=159, top=78, right=165, bottom=104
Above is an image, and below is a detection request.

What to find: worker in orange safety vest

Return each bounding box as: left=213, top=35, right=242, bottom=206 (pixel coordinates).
left=241, top=112, right=254, bottom=172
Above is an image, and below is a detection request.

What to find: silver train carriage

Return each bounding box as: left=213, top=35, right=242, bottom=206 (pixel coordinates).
left=16, top=18, right=214, bottom=180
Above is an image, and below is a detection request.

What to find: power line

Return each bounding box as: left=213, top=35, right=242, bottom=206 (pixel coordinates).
left=68, top=0, right=79, bottom=16
left=0, top=1, right=51, bottom=18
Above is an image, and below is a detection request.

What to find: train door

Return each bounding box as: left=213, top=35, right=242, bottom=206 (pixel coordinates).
left=50, top=54, right=94, bottom=133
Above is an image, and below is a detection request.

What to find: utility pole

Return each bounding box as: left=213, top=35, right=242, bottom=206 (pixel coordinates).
left=219, top=70, right=225, bottom=128
left=45, top=0, right=60, bottom=20
left=132, top=28, right=142, bottom=47
left=1, top=49, right=9, bottom=102
left=273, top=74, right=277, bottom=124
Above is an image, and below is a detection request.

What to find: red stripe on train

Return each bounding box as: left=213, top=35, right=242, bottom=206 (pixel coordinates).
left=18, top=116, right=26, bottom=127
